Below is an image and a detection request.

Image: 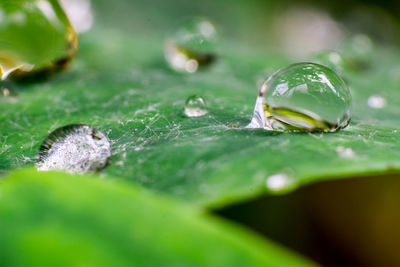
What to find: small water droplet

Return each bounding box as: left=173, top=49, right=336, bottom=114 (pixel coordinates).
left=247, top=62, right=351, bottom=132
left=0, top=0, right=78, bottom=80
left=165, top=18, right=218, bottom=73
left=184, top=95, right=208, bottom=117
left=266, top=173, right=294, bottom=192
left=367, top=95, right=386, bottom=109
left=340, top=33, right=373, bottom=70
left=312, top=51, right=345, bottom=75
left=36, top=124, right=111, bottom=174
left=336, top=146, right=355, bottom=158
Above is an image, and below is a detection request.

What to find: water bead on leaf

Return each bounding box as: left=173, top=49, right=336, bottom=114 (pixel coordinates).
left=247, top=63, right=351, bottom=132
left=311, top=51, right=345, bottom=75
left=184, top=95, right=208, bottom=117
left=0, top=0, right=78, bottom=80
left=36, top=124, right=111, bottom=174
left=165, top=18, right=218, bottom=73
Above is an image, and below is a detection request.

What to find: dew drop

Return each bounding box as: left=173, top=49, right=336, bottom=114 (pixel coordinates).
left=367, top=95, right=386, bottom=109
left=184, top=95, right=208, bottom=117
left=247, top=62, right=351, bottom=132
left=312, top=51, right=345, bottom=75
left=265, top=173, right=295, bottom=192
left=340, top=33, right=373, bottom=70
left=36, top=124, right=111, bottom=174
left=336, top=146, right=355, bottom=159
left=0, top=0, right=78, bottom=80
left=165, top=18, right=218, bottom=73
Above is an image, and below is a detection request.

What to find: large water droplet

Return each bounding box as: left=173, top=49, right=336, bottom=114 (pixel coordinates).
left=36, top=124, right=111, bottom=174
left=0, top=0, right=78, bottom=80
left=184, top=95, right=208, bottom=117
left=165, top=18, right=218, bottom=73
left=247, top=63, right=351, bottom=132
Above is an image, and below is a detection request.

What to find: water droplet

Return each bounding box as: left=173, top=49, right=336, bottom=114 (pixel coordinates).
left=0, top=0, right=78, bottom=80
left=184, top=95, right=208, bottom=117
left=247, top=63, right=351, bottom=132
left=165, top=18, right=218, bottom=73
left=36, top=124, right=111, bottom=174
left=336, top=146, right=355, bottom=158
left=340, top=33, right=373, bottom=70
left=265, top=173, right=295, bottom=192
left=312, top=51, right=345, bottom=75
left=367, top=95, right=386, bottom=109
left=0, top=80, right=18, bottom=102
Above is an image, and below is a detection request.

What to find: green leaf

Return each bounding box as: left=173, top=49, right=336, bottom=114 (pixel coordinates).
left=0, top=169, right=316, bottom=267
left=1, top=28, right=400, bottom=207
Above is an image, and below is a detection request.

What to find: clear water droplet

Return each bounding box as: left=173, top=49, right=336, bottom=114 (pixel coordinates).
left=367, top=95, right=386, bottom=109
left=247, top=62, right=351, bottom=132
left=36, top=124, right=111, bottom=174
left=0, top=0, right=77, bottom=80
left=165, top=18, right=218, bottom=73
left=184, top=95, right=208, bottom=117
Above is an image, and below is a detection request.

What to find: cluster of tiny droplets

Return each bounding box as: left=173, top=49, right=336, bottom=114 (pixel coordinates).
left=36, top=125, right=111, bottom=174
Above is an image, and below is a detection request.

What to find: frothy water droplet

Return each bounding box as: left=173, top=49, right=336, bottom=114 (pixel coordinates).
left=367, top=95, right=386, bottom=109
left=266, top=173, right=294, bottom=192
left=184, top=95, right=208, bottom=117
left=165, top=18, right=218, bottom=73
left=247, top=62, right=352, bottom=132
left=36, top=124, right=111, bottom=174
left=336, top=146, right=355, bottom=158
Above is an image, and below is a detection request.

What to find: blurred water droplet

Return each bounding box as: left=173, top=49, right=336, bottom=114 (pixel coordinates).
left=0, top=0, right=78, bottom=80
left=340, top=33, right=373, bottom=70
left=0, top=80, right=18, bottom=102
left=336, top=146, right=355, bottom=158
left=266, top=173, right=294, bottom=192
left=247, top=62, right=351, bottom=132
left=36, top=124, right=111, bottom=174
left=184, top=95, right=208, bottom=117
left=367, top=95, right=386, bottom=109
left=312, top=51, right=345, bottom=75
left=165, top=18, right=218, bottom=73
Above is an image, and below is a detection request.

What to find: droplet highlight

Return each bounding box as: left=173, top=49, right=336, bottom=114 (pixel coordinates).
left=36, top=124, right=111, bottom=174
left=247, top=63, right=351, bottom=132
left=265, top=173, right=295, bottom=192
left=336, top=146, right=355, bottom=159
left=184, top=95, right=208, bottom=117
left=165, top=18, right=218, bottom=73
left=367, top=95, right=386, bottom=109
